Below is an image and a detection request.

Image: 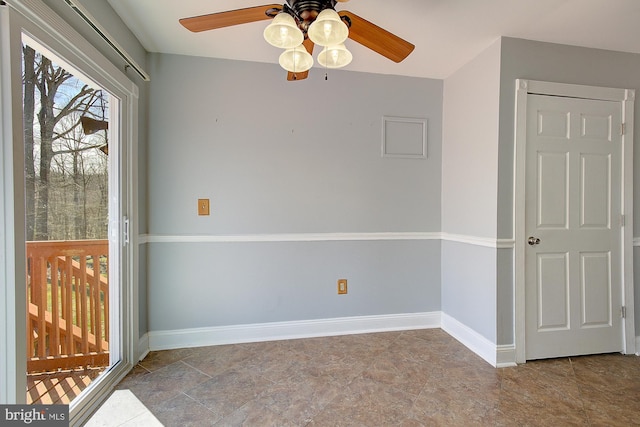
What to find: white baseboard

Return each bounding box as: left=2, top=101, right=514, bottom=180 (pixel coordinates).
left=137, top=333, right=150, bottom=362
left=441, top=313, right=516, bottom=367
left=496, top=344, right=518, bottom=367
left=148, top=312, right=440, bottom=351
left=146, top=312, right=520, bottom=368
left=636, top=336, right=640, bottom=356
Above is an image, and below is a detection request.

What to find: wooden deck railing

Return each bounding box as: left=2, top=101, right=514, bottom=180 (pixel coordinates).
left=26, top=240, right=109, bottom=373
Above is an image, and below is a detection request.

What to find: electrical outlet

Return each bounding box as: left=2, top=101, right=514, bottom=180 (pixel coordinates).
left=337, top=279, right=347, bottom=295
left=198, top=199, right=210, bottom=215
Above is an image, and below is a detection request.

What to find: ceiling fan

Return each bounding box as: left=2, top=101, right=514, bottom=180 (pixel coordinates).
left=179, top=0, right=415, bottom=81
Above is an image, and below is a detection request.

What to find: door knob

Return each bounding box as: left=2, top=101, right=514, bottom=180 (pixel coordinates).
left=528, top=236, right=541, bottom=246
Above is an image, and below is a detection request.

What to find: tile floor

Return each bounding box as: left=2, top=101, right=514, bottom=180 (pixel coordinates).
left=85, top=389, right=162, bottom=426
left=108, top=329, right=639, bottom=426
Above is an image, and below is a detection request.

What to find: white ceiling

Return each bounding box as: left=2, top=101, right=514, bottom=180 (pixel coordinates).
left=107, top=0, right=640, bottom=79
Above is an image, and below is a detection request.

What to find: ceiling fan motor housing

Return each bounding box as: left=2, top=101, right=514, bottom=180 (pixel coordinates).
left=287, top=0, right=338, bottom=26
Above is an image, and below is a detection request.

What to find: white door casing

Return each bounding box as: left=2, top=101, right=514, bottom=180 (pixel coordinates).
left=514, top=80, right=635, bottom=363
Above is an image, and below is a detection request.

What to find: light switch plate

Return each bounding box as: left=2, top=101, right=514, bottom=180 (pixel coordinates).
left=337, top=279, right=347, bottom=295
left=198, top=199, right=210, bottom=216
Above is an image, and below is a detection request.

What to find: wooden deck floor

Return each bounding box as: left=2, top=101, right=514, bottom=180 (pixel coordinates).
left=27, top=367, right=106, bottom=405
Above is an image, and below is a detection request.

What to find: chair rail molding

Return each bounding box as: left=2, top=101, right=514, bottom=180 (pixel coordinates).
left=140, top=232, right=514, bottom=248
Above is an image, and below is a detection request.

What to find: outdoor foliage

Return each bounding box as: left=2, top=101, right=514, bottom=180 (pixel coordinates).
left=23, top=44, right=109, bottom=241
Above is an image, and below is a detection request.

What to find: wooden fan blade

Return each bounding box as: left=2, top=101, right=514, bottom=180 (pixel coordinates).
left=180, top=4, right=282, bottom=33
left=339, top=11, right=414, bottom=63
left=287, top=38, right=315, bottom=81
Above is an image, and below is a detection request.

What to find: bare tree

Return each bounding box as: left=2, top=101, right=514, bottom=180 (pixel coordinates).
left=53, top=111, right=107, bottom=239
left=23, top=45, right=109, bottom=241
left=23, top=45, right=36, bottom=241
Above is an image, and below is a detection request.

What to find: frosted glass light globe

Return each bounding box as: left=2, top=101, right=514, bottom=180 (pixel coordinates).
left=318, top=44, right=352, bottom=68
left=308, top=9, right=348, bottom=46
left=279, top=44, right=313, bottom=72
left=264, top=12, right=303, bottom=49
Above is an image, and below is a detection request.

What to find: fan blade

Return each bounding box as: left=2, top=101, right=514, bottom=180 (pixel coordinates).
left=339, top=11, right=414, bottom=63
left=180, top=4, right=282, bottom=33
left=287, top=38, right=315, bottom=81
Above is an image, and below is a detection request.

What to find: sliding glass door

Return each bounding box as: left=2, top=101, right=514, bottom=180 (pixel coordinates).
left=1, top=1, right=138, bottom=424
left=22, top=38, right=119, bottom=407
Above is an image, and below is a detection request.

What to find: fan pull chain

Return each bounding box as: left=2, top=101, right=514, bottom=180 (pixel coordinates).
left=293, top=48, right=297, bottom=79
left=324, top=48, right=328, bottom=81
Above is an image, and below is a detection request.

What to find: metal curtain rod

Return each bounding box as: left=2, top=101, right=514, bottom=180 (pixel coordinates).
left=64, top=0, right=150, bottom=81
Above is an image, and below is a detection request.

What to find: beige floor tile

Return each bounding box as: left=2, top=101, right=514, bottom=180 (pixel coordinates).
left=259, top=372, right=344, bottom=424
left=103, top=330, right=638, bottom=426
left=308, top=376, right=415, bottom=427
left=213, top=399, right=297, bottom=427
left=126, top=360, right=211, bottom=408
left=149, top=393, right=219, bottom=426
left=184, top=368, right=274, bottom=420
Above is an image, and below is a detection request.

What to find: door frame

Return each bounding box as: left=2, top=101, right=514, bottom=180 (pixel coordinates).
left=514, top=79, right=636, bottom=363
left=0, top=0, right=139, bottom=423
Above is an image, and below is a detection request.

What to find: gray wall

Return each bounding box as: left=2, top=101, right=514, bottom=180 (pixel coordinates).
left=441, top=241, right=497, bottom=342
left=441, top=40, right=502, bottom=343
left=497, top=37, right=640, bottom=338
left=149, top=240, right=440, bottom=330
left=146, top=53, right=443, bottom=331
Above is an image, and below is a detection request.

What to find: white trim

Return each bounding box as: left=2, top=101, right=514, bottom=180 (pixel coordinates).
left=525, top=79, right=629, bottom=102
left=496, top=239, right=516, bottom=249
left=441, top=233, right=515, bottom=249
left=0, top=4, right=25, bottom=403
left=621, top=89, right=636, bottom=355
left=382, top=116, right=428, bottom=159
left=514, top=79, right=636, bottom=363
left=440, top=313, right=514, bottom=367
left=636, top=336, right=640, bottom=356
left=514, top=79, right=529, bottom=364
left=148, top=312, right=440, bottom=351
left=137, top=333, right=150, bottom=363
left=139, top=232, right=516, bottom=248
left=143, top=232, right=439, bottom=244
left=496, top=345, right=518, bottom=368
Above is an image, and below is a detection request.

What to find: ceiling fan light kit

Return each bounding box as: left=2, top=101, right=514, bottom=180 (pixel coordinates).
left=263, top=12, right=304, bottom=48
left=318, top=43, right=352, bottom=68
left=279, top=44, right=314, bottom=72
left=267, top=6, right=350, bottom=73
left=179, top=0, right=415, bottom=81
left=307, top=8, right=349, bottom=46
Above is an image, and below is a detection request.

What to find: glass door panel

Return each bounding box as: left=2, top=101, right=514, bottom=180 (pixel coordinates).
left=21, top=41, right=119, bottom=406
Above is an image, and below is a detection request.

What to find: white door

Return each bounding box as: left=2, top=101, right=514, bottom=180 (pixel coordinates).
left=525, top=94, right=624, bottom=360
